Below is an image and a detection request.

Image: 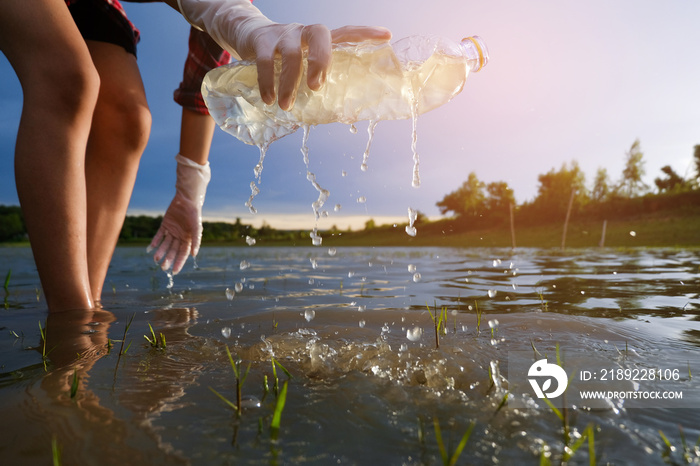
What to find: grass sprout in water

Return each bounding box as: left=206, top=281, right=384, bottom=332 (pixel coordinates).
left=433, top=417, right=475, bottom=466
left=144, top=323, right=166, bottom=350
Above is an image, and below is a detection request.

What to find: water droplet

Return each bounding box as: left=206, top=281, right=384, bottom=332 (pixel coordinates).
left=239, top=260, right=250, bottom=270
left=408, top=264, right=417, bottom=273
left=225, top=288, right=235, bottom=300
left=240, top=395, right=261, bottom=409
left=487, top=289, right=497, bottom=298
left=348, top=271, right=355, bottom=278
left=328, top=247, right=337, bottom=256
left=406, top=326, right=423, bottom=341
left=357, top=305, right=366, bottom=312
left=412, top=272, right=421, bottom=282
left=245, top=236, right=256, bottom=246
left=234, top=282, right=244, bottom=293
left=334, top=204, right=341, bottom=212
left=358, top=320, right=366, bottom=328
left=221, top=326, right=231, bottom=338
left=341, top=170, right=347, bottom=177
left=381, top=323, right=390, bottom=333
left=304, top=310, right=316, bottom=322
left=349, top=124, right=357, bottom=134
left=310, top=258, right=318, bottom=269
left=405, top=207, right=418, bottom=236
left=629, top=231, right=637, bottom=237
left=310, top=228, right=322, bottom=246
left=308, top=278, right=315, bottom=285
left=488, top=319, right=499, bottom=329
left=356, top=196, right=366, bottom=204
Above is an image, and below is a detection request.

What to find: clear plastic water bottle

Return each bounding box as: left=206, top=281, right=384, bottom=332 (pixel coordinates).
left=202, top=35, right=489, bottom=147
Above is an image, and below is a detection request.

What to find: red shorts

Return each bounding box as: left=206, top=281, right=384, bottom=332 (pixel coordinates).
left=65, top=0, right=230, bottom=115
left=66, top=0, right=140, bottom=57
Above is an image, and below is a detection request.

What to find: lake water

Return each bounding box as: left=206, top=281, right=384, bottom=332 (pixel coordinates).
left=1, top=245, right=699, bottom=465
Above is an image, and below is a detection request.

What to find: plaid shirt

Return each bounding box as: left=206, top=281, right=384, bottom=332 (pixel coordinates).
left=173, top=28, right=231, bottom=115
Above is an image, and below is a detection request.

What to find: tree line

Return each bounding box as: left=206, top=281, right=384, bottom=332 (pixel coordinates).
left=433, top=140, right=700, bottom=229
left=1, top=139, right=699, bottom=243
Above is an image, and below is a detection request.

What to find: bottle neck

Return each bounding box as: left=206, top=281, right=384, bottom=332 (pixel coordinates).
left=460, top=36, right=489, bottom=72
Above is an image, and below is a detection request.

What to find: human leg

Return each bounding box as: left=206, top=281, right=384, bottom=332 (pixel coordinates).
left=0, top=0, right=100, bottom=311
left=83, top=40, right=151, bottom=303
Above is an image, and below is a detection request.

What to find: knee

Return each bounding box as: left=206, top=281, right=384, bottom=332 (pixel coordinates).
left=29, top=57, right=101, bottom=123
left=95, top=93, right=152, bottom=158
left=115, top=98, right=151, bottom=156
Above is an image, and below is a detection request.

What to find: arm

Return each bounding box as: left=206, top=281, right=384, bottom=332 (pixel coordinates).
left=149, top=28, right=225, bottom=274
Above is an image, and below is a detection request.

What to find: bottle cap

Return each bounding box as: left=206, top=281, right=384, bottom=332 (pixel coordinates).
left=461, top=36, right=489, bottom=72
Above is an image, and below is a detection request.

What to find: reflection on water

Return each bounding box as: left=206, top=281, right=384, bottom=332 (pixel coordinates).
left=0, top=246, right=699, bottom=464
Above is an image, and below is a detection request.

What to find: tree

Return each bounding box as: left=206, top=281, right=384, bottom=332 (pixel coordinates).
left=654, top=165, right=685, bottom=193
left=530, top=161, right=588, bottom=217
left=436, top=172, right=486, bottom=217
left=617, top=139, right=649, bottom=197
left=591, top=167, right=611, bottom=202
left=485, top=181, right=515, bottom=215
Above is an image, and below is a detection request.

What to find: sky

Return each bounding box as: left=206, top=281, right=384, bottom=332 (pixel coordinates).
left=2, top=0, right=700, bottom=232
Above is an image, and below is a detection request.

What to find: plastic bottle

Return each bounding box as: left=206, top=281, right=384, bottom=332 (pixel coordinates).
left=202, top=35, right=489, bottom=147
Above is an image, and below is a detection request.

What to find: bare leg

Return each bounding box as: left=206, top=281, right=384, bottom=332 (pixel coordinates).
left=84, top=41, right=152, bottom=303
left=0, top=0, right=100, bottom=311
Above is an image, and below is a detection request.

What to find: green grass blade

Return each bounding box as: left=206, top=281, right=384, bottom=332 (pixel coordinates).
left=209, top=387, right=238, bottom=411
left=587, top=425, right=596, bottom=466
left=542, top=397, right=564, bottom=422
left=432, top=418, right=448, bottom=465
left=270, top=380, right=288, bottom=440
left=70, top=370, right=79, bottom=399
left=448, top=420, right=475, bottom=466
left=52, top=436, right=62, bottom=466
left=3, top=269, right=10, bottom=292
left=273, top=358, right=293, bottom=379
left=225, top=346, right=238, bottom=377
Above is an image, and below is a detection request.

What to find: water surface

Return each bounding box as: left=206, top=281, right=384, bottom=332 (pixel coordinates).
left=1, top=246, right=699, bottom=464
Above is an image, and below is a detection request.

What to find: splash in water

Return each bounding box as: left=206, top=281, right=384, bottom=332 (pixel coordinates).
left=405, top=207, right=418, bottom=236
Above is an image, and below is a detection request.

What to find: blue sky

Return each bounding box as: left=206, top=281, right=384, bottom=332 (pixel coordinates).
left=2, top=0, right=700, bottom=231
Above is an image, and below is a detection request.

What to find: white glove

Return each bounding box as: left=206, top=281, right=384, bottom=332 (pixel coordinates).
left=148, top=154, right=211, bottom=274
left=176, top=0, right=331, bottom=110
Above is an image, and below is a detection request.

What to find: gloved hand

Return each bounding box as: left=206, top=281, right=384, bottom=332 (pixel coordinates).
left=176, top=0, right=391, bottom=110
left=148, top=154, right=211, bottom=275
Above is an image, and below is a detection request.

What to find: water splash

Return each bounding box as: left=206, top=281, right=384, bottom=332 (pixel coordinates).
left=310, top=228, right=323, bottom=246
left=245, top=235, right=256, bottom=246
left=300, top=126, right=330, bottom=244
left=409, top=91, right=421, bottom=188
left=245, top=181, right=260, bottom=214
left=405, top=207, right=418, bottom=236
left=406, top=326, right=423, bottom=342
left=304, top=310, right=316, bottom=322
left=361, top=120, right=378, bottom=172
